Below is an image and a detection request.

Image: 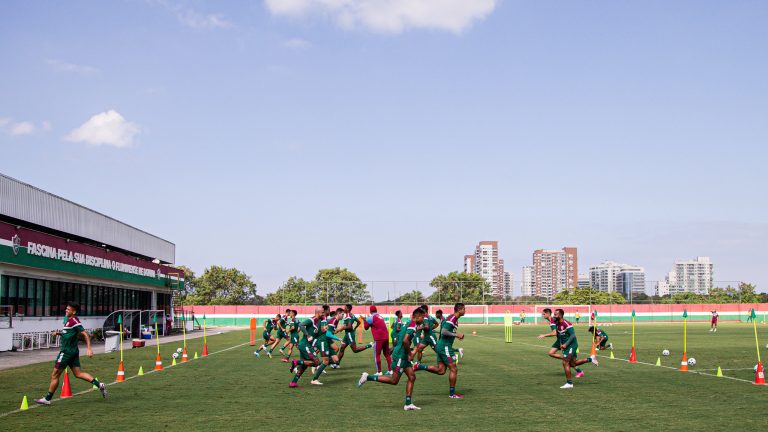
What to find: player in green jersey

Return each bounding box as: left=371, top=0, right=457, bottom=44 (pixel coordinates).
left=337, top=303, right=373, bottom=364
left=588, top=326, right=612, bottom=350
left=389, top=310, right=403, bottom=354
left=554, top=309, right=597, bottom=389
left=414, top=303, right=466, bottom=399
left=357, top=308, right=425, bottom=411
left=288, top=307, right=323, bottom=388
left=281, top=310, right=300, bottom=362
left=410, top=305, right=439, bottom=361
left=254, top=316, right=277, bottom=358
left=36, top=302, right=107, bottom=405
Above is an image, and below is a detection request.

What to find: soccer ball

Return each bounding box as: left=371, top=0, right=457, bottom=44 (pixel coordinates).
left=172, top=352, right=179, bottom=359
left=687, top=358, right=696, bottom=366
left=662, top=349, right=670, bottom=356
left=176, top=347, right=183, bottom=354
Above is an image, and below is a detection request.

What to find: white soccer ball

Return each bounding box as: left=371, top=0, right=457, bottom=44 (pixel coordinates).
left=687, top=357, right=696, bottom=366
left=662, top=349, right=670, bottom=356
left=172, top=352, right=179, bottom=359
left=176, top=347, right=183, bottom=354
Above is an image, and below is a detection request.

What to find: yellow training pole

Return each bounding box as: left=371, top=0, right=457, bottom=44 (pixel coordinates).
left=752, top=310, right=762, bottom=364
left=182, top=310, right=187, bottom=349
left=119, top=321, right=124, bottom=363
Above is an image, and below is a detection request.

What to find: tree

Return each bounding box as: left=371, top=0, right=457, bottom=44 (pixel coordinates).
left=553, top=287, right=626, bottom=305
left=737, top=283, right=760, bottom=303
left=428, top=272, right=489, bottom=304
left=394, top=290, right=426, bottom=304
left=313, top=267, right=371, bottom=304
left=174, top=265, right=197, bottom=304
left=266, top=277, right=316, bottom=305
left=185, top=265, right=258, bottom=305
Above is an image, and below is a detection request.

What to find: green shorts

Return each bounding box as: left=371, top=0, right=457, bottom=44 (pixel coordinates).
left=315, top=340, right=333, bottom=357
left=436, top=344, right=455, bottom=365
left=298, top=340, right=317, bottom=362
left=343, top=332, right=356, bottom=345
left=290, top=335, right=299, bottom=345
left=277, top=331, right=287, bottom=339
left=562, top=344, right=578, bottom=361
left=599, top=338, right=608, bottom=348
left=420, top=333, right=438, bottom=349
left=262, top=331, right=271, bottom=341
left=390, top=351, right=412, bottom=375
left=413, top=335, right=422, bottom=346
left=54, top=351, right=80, bottom=370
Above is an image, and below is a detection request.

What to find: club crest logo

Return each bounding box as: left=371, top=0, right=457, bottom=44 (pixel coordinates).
left=11, top=234, right=21, bottom=255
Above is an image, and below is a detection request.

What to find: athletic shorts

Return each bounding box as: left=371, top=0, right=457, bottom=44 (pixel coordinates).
left=262, top=331, right=271, bottom=340
left=390, top=351, right=412, bottom=375
left=290, top=335, right=299, bottom=345
left=54, top=351, right=80, bottom=370
left=343, top=332, right=356, bottom=345
left=562, top=344, right=578, bottom=361
left=436, top=344, right=455, bottom=365
left=298, top=340, right=317, bottom=362
left=413, top=335, right=421, bottom=346
left=599, top=338, right=608, bottom=348
left=551, top=340, right=561, bottom=350
left=277, top=331, right=287, bottom=339
left=316, top=340, right=331, bottom=357
left=421, top=334, right=438, bottom=349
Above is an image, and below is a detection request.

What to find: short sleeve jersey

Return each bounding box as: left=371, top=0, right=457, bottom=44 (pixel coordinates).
left=596, top=329, right=608, bottom=339
left=316, top=316, right=328, bottom=341
left=301, top=318, right=317, bottom=342
left=422, top=315, right=437, bottom=336
left=288, top=318, right=300, bottom=336
left=279, top=316, right=287, bottom=331
left=438, top=314, right=459, bottom=347
left=61, top=316, right=84, bottom=355
left=327, top=317, right=338, bottom=333
left=556, top=319, right=575, bottom=347
left=265, top=320, right=274, bottom=332
left=343, top=313, right=357, bottom=334
left=549, top=318, right=557, bottom=332
left=393, top=319, right=419, bottom=356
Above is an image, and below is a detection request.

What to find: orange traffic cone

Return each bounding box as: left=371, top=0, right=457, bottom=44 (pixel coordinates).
left=755, top=362, right=766, bottom=385
left=679, top=352, right=688, bottom=371
left=61, top=368, right=73, bottom=398
left=472, top=330, right=477, bottom=336
left=181, top=347, right=189, bottom=362
left=154, top=352, right=164, bottom=371
left=202, top=343, right=209, bottom=357
left=629, top=347, right=637, bottom=363
left=590, top=343, right=597, bottom=357
left=116, top=361, right=126, bottom=382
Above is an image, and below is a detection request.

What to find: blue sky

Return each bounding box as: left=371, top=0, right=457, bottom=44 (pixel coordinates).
left=1, top=1, right=767, bottom=299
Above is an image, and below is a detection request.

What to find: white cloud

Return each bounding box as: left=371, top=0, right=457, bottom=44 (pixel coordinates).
left=263, top=0, right=498, bottom=34
left=283, top=38, right=310, bottom=49
left=149, top=0, right=233, bottom=29
left=0, top=117, right=50, bottom=136
left=65, top=110, right=140, bottom=148
left=46, top=59, right=100, bottom=75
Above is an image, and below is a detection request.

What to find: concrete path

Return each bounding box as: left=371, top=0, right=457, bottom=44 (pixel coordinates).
left=0, top=327, right=246, bottom=371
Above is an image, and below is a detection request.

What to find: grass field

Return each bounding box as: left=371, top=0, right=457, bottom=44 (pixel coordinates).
left=1, top=322, right=767, bottom=430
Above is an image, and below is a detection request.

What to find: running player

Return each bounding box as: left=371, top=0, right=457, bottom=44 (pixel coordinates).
left=281, top=310, right=300, bottom=362
left=36, top=302, right=107, bottom=405
left=710, top=310, right=719, bottom=332
left=588, top=326, right=612, bottom=350
left=410, top=305, right=439, bottom=362
left=554, top=308, right=597, bottom=389
left=357, top=307, right=425, bottom=411
left=337, top=304, right=373, bottom=364
left=288, top=307, right=323, bottom=388
left=390, top=310, right=404, bottom=353
left=537, top=308, right=587, bottom=377
left=269, top=313, right=289, bottom=355
left=309, top=309, right=343, bottom=384
left=414, top=302, right=466, bottom=399
left=255, top=316, right=277, bottom=358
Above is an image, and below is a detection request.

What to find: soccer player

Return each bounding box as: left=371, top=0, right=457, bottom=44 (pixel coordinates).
left=410, top=305, right=439, bottom=362
left=364, top=305, right=392, bottom=376
left=554, top=308, right=597, bottom=389
left=575, top=311, right=581, bottom=324
left=281, top=310, right=300, bottom=362
left=255, top=316, right=277, bottom=358
left=275, top=308, right=293, bottom=354
left=390, top=310, right=404, bottom=353
left=413, top=302, right=466, bottom=399
left=309, top=311, right=340, bottom=384
left=36, top=302, right=107, bottom=405
left=358, top=307, right=425, bottom=411
left=710, top=310, right=719, bottom=332
left=538, top=308, right=586, bottom=377
left=520, top=311, right=526, bottom=324
left=337, top=304, right=372, bottom=364
left=288, top=307, right=323, bottom=388
left=588, top=326, right=612, bottom=350
left=268, top=313, right=289, bottom=355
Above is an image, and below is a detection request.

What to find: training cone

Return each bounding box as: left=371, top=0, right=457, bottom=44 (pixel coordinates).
left=590, top=343, right=597, bottom=357
left=194, top=352, right=198, bottom=359
left=116, top=361, right=126, bottom=382
left=138, top=366, right=144, bottom=376
left=610, top=351, right=615, bottom=359
left=655, top=357, right=661, bottom=366
left=172, top=357, right=177, bottom=366
left=716, top=366, right=723, bottom=377
left=20, top=395, right=29, bottom=411
left=202, top=343, right=209, bottom=357
left=472, top=330, right=477, bottom=336
left=629, top=347, right=637, bottom=363
left=679, top=352, right=688, bottom=371
left=154, top=353, right=164, bottom=371
left=755, top=362, right=766, bottom=385
left=182, top=347, right=189, bottom=363
left=61, top=369, right=73, bottom=398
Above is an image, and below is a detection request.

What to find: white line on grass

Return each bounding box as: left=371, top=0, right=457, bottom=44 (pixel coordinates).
left=474, top=334, right=763, bottom=386
left=0, top=341, right=250, bottom=419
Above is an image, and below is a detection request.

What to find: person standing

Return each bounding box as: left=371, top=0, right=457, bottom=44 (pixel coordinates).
left=364, top=305, right=392, bottom=375
left=36, top=302, right=107, bottom=405
left=710, top=310, right=719, bottom=332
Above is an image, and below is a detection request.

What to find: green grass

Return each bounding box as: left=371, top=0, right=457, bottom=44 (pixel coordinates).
left=2, top=322, right=768, bottom=430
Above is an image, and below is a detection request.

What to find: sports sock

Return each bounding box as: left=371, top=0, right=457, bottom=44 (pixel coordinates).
left=45, top=392, right=53, bottom=401
left=450, top=387, right=455, bottom=396
left=291, top=374, right=300, bottom=383
left=567, top=380, right=573, bottom=384
left=416, top=363, right=428, bottom=371
left=91, top=378, right=101, bottom=387
left=405, top=395, right=412, bottom=405
left=312, top=363, right=326, bottom=380
left=367, top=375, right=379, bottom=381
